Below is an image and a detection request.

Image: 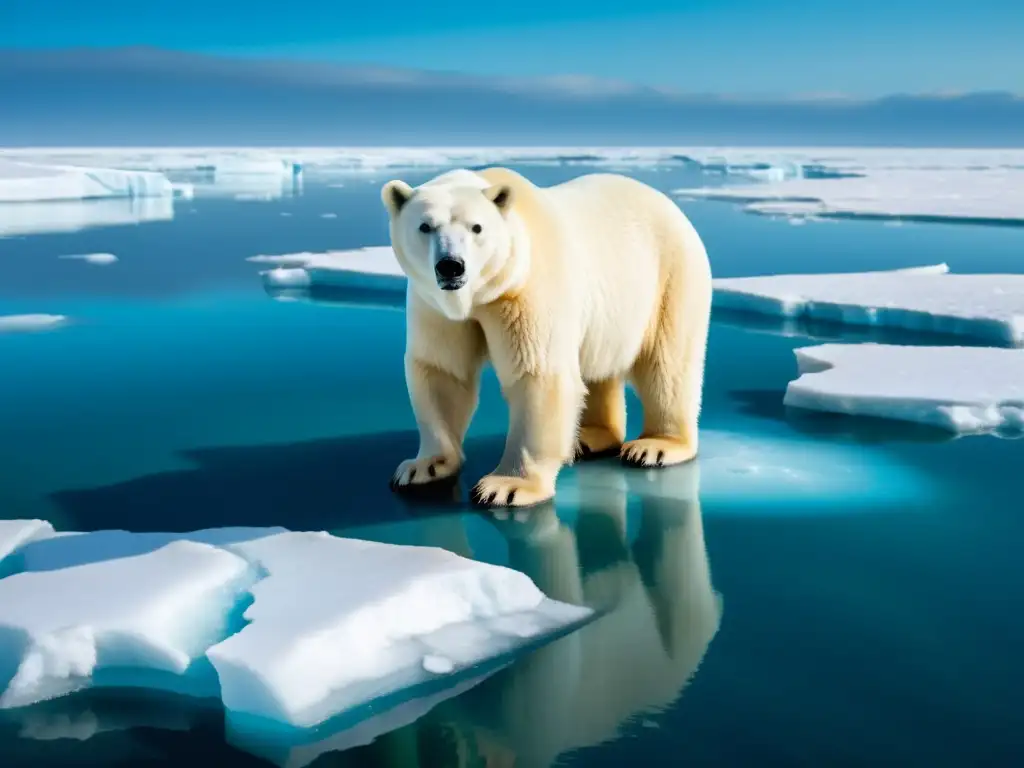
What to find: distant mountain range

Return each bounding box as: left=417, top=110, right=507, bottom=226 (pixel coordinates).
left=1, top=47, right=1021, bottom=146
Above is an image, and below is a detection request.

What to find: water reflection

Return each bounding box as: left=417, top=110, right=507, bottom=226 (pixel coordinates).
left=0, top=196, right=174, bottom=237
left=319, top=459, right=721, bottom=767
left=178, top=171, right=304, bottom=201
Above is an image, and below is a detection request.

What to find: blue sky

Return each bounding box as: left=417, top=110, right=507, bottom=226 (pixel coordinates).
left=2, top=0, right=1021, bottom=97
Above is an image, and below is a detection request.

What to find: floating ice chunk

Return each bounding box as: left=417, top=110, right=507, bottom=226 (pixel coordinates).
left=251, top=247, right=404, bottom=293
left=0, top=158, right=175, bottom=203
left=785, top=343, right=1024, bottom=435
left=0, top=521, right=55, bottom=570
left=713, top=265, right=1024, bottom=346
left=8, top=526, right=286, bottom=574
left=206, top=531, right=592, bottom=730
left=58, top=252, right=118, bottom=266
left=0, top=315, right=68, bottom=333
left=0, top=540, right=257, bottom=710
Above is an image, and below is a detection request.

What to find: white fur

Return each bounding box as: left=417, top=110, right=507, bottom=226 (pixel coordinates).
left=382, top=167, right=713, bottom=507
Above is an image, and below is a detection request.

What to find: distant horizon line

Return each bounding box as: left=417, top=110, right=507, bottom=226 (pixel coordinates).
left=2, top=45, right=1020, bottom=104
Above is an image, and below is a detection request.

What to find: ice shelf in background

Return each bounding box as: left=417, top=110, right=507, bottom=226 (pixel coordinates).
left=785, top=343, right=1024, bottom=435
left=5, top=146, right=1022, bottom=181
left=0, top=158, right=177, bottom=203
left=251, top=247, right=404, bottom=293
left=712, top=264, right=1024, bottom=347
left=208, top=531, right=593, bottom=730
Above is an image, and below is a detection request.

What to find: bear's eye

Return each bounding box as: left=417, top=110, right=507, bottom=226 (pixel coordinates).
left=471, top=223, right=483, bottom=234
left=418, top=222, right=433, bottom=234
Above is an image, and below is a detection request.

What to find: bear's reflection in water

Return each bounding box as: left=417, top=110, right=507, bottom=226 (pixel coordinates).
left=346, top=459, right=722, bottom=768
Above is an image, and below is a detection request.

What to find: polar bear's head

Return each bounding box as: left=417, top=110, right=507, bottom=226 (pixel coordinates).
left=381, top=171, right=520, bottom=320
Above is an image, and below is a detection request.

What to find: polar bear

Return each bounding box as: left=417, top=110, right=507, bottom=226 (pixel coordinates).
left=381, top=166, right=712, bottom=509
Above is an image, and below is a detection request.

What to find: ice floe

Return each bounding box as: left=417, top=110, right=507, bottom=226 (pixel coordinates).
left=57, top=252, right=118, bottom=266
left=0, top=524, right=591, bottom=741
left=0, top=315, right=68, bottom=334
left=785, top=343, right=1024, bottom=436
left=0, top=540, right=257, bottom=709
left=713, top=265, right=1024, bottom=347
left=0, top=158, right=176, bottom=203
left=251, top=247, right=404, bottom=293
left=675, top=160, right=1024, bottom=225
left=208, top=531, right=592, bottom=730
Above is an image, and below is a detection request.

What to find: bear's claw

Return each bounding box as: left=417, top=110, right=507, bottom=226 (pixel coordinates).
left=620, top=437, right=696, bottom=468
left=470, top=474, right=553, bottom=510
left=390, top=455, right=460, bottom=493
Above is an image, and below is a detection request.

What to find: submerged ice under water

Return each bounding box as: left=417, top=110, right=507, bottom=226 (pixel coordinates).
left=1, top=155, right=1024, bottom=767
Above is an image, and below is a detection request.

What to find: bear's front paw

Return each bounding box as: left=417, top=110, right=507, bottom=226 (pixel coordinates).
left=621, top=436, right=697, bottom=468
left=390, top=455, right=460, bottom=493
left=470, top=474, right=553, bottom=511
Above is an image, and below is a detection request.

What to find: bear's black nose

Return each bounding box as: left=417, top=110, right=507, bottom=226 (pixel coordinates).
left=435, top=256, right=466, bottom=281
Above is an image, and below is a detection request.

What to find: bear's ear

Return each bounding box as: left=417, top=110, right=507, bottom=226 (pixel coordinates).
left=381, top=180, right=414, bottom=216
left=483, top=184, right=515, bottom=216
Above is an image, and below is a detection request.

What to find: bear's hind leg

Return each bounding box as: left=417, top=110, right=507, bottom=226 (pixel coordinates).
left=622, top=289, right=709, bottom=469
left=575, top=377, right=626, bottom=461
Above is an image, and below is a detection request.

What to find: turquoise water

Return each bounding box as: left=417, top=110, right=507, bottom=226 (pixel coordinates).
left=2, top=165, right=1024, bottom=766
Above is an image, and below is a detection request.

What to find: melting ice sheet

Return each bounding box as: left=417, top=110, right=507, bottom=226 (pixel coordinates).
left=786, top=343, right=1024, bottom=436
left=713, top=265, right=1024, bottom=347
left=0, top=527, right=592, bottom=739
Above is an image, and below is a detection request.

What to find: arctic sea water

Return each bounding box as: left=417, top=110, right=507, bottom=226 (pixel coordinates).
left=1, top=163, right=1023, bottom=766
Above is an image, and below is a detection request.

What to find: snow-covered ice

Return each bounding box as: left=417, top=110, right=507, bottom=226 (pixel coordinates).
left=0, top=158, right=176, bottom=203
left=713, top=265, right=1024, bottom=347
left=0, top=541, right=257, bottom=709
left=251, top=247, right=404, bottom=293
left=0, top=315, right=68, bottom=334
left=58, top=252, right=118, bottom=266
left=207, top=531, right=593, bottom=730
left=785, top=343, right=1024, bottom=435
left=0, top=197, right=174, bottom=237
